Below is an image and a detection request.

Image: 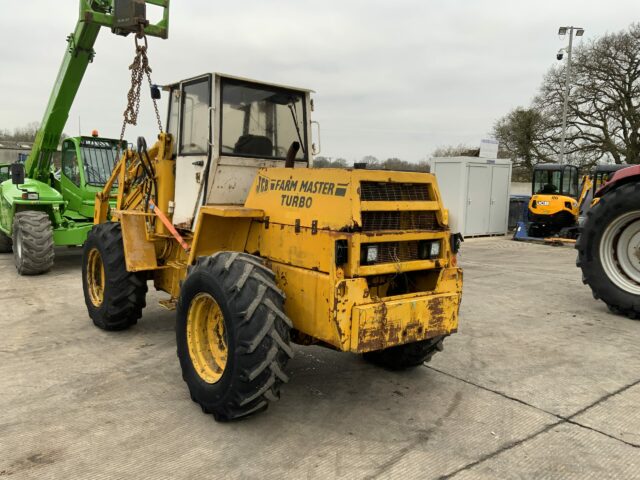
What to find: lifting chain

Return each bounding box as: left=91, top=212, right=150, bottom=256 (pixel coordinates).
left=117, top=32, right=163, bottom=155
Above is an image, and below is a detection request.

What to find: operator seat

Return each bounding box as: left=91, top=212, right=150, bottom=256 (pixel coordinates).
left=233, top=135, right=273, bottom=157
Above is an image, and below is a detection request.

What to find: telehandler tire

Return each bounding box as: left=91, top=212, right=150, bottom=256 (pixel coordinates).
left=363, top=335, right=445, bottom=370
left=12, top=210, right=54, bottom=275
left=0, top=230, right=11, bottom=253
left=82, top=222, right=147, bottom=331
left=176, top=252, right=294, bottom=422
left=577, top=182, right=640, bottom=320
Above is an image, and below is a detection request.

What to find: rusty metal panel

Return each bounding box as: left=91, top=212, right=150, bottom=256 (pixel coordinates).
left=120, top=213, right=157, bottom=272
left=350, top=293, right=460, bottom=353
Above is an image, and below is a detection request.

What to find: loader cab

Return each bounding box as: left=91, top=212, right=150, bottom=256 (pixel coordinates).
left=165, top=73, right=314, bottom=226
left=532, top=164, right=579, bottom=198
left=59, top=136, right=122, bottom=219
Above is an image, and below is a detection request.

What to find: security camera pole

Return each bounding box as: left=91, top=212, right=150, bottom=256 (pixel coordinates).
left=557, top=26, right=584, bottom=164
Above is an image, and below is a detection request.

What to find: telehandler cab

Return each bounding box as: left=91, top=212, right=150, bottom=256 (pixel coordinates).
left=83, top=73, right=464, bottom=420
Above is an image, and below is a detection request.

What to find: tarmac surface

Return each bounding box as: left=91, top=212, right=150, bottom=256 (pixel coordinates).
left=1, top=237, right=639, bottom=479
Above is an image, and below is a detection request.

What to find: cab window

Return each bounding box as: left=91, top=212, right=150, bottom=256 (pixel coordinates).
left=533, top=170, right=561, bottom=194
left=220, top=78, right=307, bottom=160
left=560, top=167, right=577, bottom=197
left=180, top=78, right=210, bottom=155
left=167, top=88, right=180, bottom=156
left=62, top=147, right=80, bottom=186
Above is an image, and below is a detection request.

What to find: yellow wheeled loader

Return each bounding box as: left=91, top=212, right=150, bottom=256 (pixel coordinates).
left=83, top=73, right=464, bottom=420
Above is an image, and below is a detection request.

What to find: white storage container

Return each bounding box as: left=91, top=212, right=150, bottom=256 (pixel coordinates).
left=431, top=157, right=512, bottom=237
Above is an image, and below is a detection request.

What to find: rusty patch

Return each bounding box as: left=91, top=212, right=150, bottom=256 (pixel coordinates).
left=427, top=296, right=446, bottom=331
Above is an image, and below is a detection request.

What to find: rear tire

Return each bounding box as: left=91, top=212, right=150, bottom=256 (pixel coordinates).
left=82, top=222, right=147, bottom=331
left=577, top=182, right=640, bottom=319
left=0, top=230, right=11, bottom=253
left=363, top=336, right=445, bottom=370
left=12, top=210, right=54, bottom=275
left=176, top=252, right=294, bottom=421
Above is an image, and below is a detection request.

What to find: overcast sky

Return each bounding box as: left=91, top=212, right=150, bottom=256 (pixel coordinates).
left=0, top=1, right=637, bottom=162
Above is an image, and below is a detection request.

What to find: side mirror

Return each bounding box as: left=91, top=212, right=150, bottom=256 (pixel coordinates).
left=151, top=84, right=161, bottom=100
left=10, top=163, right=25, bottom=185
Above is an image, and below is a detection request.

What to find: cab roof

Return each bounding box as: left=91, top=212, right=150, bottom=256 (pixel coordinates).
left=162, top=72, right=314, bottom=94
left=533, top=163, right=577, bottom=171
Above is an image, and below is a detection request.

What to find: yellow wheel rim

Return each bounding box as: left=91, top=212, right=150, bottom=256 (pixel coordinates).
left=87, top=248, right=105, bottom=307
left=186, top=293, right=228, bottom=384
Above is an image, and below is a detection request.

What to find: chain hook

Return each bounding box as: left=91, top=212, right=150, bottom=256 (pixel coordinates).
left=116, top=32, right=163, bottom=164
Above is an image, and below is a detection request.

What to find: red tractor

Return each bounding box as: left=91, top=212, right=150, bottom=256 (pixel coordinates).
left=577, top=165, right=640, bottom=318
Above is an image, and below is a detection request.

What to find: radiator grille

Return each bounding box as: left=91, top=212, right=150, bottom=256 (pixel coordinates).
left=361, top=211, right=442, bottom=231
left=360, top=182, right=430, bottom=201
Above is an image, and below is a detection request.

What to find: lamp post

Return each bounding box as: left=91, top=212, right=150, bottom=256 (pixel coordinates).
left=557, top=26, right=584, bottom=164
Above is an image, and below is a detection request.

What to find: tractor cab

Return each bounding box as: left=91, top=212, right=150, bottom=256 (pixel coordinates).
left=164, top=73, right=315, bottom=227
left=56, top=136, right=123, bottom=219
left=591, top=164, right=626, bottom=195
left=527, top=164, right=580, bottom=237
left=577, top=164, right=628, bottom=220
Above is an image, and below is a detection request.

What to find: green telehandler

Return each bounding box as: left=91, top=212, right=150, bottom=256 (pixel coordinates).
left=0, top=0, right=169, bottom=274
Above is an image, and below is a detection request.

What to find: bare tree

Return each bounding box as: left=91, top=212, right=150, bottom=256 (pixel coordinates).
left=535, top=23, right=640, bottom=165
left=431, top=144, right=476, bottom=157
left=493, top=107, right=553, bottom=176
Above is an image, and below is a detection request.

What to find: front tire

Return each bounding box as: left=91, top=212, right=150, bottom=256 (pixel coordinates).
left=12, top=210, right=54, bottom=275
left=363, top=336, right=445, bottom=370
left=577, top=182, right=640, bottom=319
left=82, top=222, right=147, bottom=331
left=176, top=252, right=294, bottom=421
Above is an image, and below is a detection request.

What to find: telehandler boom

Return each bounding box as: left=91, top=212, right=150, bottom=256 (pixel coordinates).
left=0, top=0, right=169, bottom=274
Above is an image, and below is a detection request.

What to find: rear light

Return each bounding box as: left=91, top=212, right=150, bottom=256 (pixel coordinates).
left=335, top=240, right=348, bottom=265
left=450, top=233, right=463, bottom=254
left=365, top=245, right=379, bottom=263
left=418, top=240, right=441, bottom=260
left=21, top=191, right=39, bottom=200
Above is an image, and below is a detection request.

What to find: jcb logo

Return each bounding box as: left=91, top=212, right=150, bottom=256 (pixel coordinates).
left=256, top=175, right=270, bottom=194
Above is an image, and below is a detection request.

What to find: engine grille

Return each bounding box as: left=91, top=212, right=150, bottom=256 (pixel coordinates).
left=361, top=211, right=442, bottom=231
left=363, top=241, right=420, bottom=264
left=360, top=182, right=430, bottom=201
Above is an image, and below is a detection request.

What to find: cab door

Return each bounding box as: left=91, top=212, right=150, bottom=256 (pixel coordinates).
left=173, top=75, right=212, bottom=227
left=60, top=142, right=83, bottom=214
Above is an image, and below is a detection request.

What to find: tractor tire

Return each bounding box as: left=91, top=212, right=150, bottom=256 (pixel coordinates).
left=176, top=252, right=294, bottom=422
left=363, top=335, right=445, bottom=370
left=82, top=222, right=147, bottom=331
left=577, top=182, right=640, bottom=319
left=12, top=210, right=54, bottom=275
left=0, top=230, right=11, bottom=253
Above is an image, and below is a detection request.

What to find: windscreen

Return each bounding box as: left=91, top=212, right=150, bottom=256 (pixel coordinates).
left=220, top=79, right=307, bottom=160
left=80, top=139, right=121, bottom=186
left=533, top=167, right=578, bottom=197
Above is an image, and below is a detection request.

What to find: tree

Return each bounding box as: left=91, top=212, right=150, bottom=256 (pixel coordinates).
left=360, top=155, right=380, bottom=168
left=493, top=107, right=553, bottom=179
left=312, top=156, right=348, bottom=168
left=0, top=122, right=68, bottom=144
left=431, top=144, right=476, bottom=157
left=535, top=23, right=640, bottom=165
